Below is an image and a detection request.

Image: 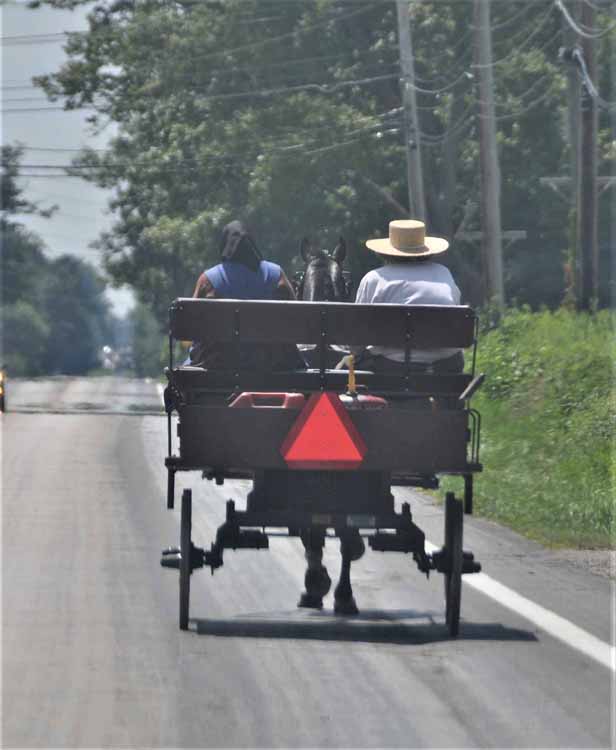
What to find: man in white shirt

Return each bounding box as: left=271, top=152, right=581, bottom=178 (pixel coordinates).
left=353, top=219, right=464, bottom=373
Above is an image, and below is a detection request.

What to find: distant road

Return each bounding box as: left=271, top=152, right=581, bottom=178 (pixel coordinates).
left=2, top=376, right=613, bottom=748
left=4, top=373, right=163, bottom=415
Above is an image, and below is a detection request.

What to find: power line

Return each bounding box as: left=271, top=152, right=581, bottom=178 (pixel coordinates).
left=408, top=68, right=474, bottom=95
left=496, top=71, right=553, bottom=106
left=20, top=146, right=110, bottom=153
left=13, top=112, right=403, bottom=173
left=492, top=85, right=558, bottom=120
left=200, top=71, right=398, bottom=99
left=1, top=49, right=398, bottom=92
left=2, top=97, right=68, bottom=104
left=177, top=2, right=382, bottom=66
left=420, top=118, right=474, bottom=147
left=473, top=4, right=558, bottom=68
left=582, top=0, right=616, bottom=14
left=489, top=2, right=535, bottom=32
left=555, top=0, right=616, bottom=37
left=3, top=63, right=398, bottom=105
left=489, top=0, right=553, bottom=48
left=3, top=67, right=400, bottom=114
left=2, top=106, right=94, bottom=114
left=411, top=26, right=475, bottom=74
left=11, top=106, right=403, bottom=166
left=14, top=125, right=401, bottom=180
left=186, top=66, right=399, bottom=99
left=570, top=46, right=616, bottom=110
left=419, top=101, right=476, bottom=143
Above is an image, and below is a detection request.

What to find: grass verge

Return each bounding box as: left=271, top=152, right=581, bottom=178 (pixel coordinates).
left=440, top=307, right=615, bottom=549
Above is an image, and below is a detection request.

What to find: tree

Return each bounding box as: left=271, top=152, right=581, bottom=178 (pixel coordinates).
left=1, top=144, right=57, bottom=224
left=1, top=145, right=113, bottom=375
left=130, top=302, right=165, bottom=377
left=33, top=0, right=614, bottom=313
left=1, top=302, right=50, bottom=376
left=33, top=0, right=416, bottom=321
left=42, top=256, right=112, bottom=374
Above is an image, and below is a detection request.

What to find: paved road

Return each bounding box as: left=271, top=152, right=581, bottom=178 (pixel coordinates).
left=3, top=376, right=613, bottom=748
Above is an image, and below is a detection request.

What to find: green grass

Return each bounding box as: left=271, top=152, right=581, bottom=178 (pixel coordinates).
left=440, top=307, right=615, bottom=549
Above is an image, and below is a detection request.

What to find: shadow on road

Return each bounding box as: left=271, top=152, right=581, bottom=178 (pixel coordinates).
left=191, top=611, right=537, bottom=645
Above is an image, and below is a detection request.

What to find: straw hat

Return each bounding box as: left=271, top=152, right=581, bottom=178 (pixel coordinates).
left=365, top=220, right=449, bottom=258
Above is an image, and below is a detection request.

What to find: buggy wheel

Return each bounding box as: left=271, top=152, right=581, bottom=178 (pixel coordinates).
left=444, top=492, right=463, bottom=637
left=464, top=474, right=473, bottom=515
left=179, top=488, right=192, bottom=630
left=167, top=468, right=175, bottom=510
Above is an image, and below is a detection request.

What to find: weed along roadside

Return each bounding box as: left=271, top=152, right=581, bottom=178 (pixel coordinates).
left=439, top=307, right=614, bottom=551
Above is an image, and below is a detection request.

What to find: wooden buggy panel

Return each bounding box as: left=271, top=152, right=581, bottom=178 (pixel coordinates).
left=176, top=404, right=469, bottom=473
left=166, top=298, right=479, bottom=476
left=169, top=297, right=475, bottom=348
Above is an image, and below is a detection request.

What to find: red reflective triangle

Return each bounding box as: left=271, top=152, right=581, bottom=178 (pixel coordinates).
left=281, top=392, right=366, bottom=469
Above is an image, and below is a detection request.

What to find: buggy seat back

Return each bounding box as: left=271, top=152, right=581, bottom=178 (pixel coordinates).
left=168, top=298, right=477, bottom=399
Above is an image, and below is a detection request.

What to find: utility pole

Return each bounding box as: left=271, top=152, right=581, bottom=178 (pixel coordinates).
left=577, top=1, right=599, bottom=310
left=474, top=0, right=504, bottom=308
left=562, top=3, right=580, bottom=230
left=396, top=0, right=425, bottom=220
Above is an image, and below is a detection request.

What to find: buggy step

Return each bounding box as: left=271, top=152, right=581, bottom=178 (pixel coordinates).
left=160, top=546, right=181, bottom=568
left=430, top=547, right=482, bottom=574
left=368, top=532, right=422, bottom=553
left=160, top=544, right=205, bottom=571
left=221, top=529, right=270, bottom=550
left=202, top=527, right=270, bottom=574
left=160, top=553, right=181, bottom=569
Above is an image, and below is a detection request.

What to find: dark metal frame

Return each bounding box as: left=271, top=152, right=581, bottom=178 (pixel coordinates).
left=161, top=299, right=484, bottom=635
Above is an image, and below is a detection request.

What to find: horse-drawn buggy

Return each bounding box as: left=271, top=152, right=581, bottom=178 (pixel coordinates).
left=161, top=297, right=484, bottom=636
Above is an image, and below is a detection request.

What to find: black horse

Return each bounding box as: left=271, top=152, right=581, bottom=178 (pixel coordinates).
left=294, top=236, right=351, bottom=370
left=294, top=236, right=349, bottom=302
left=293, top=236, right=365, bottom=615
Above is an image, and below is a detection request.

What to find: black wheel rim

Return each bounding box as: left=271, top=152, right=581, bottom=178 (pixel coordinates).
left=444, top=493, right=463, bottom=637
left=179, top=489, right=192, bottom=630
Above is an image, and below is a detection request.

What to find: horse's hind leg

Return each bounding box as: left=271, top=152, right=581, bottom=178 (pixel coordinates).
left=298, top=528, right=331, bottom=609
left=334, top=530, right=365, bottom=615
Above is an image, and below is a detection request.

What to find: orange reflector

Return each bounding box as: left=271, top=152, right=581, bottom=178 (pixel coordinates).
left=280, top=392, right=366, bottom=470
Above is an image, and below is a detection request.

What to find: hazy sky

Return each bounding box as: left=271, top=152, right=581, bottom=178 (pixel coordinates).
left=2, top=0, right=135, bottom=316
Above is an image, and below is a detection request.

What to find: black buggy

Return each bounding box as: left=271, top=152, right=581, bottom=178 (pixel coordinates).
left=161, top=298, right=484, bottom=636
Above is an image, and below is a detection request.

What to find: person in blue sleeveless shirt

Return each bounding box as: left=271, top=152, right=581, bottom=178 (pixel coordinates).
left=189, top=220, right=301, bottom=369
left=192, top=220, right=296, bottom=302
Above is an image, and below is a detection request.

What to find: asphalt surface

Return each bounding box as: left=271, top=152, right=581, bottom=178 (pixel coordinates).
left=2, top=376, right=614, bottom=748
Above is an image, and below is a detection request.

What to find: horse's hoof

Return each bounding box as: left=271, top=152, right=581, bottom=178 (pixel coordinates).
left=298, top=592, right=323, bottom=609
left=334, top=596, right=359, bottom=616
left=304, top=566, right=332, bottom=598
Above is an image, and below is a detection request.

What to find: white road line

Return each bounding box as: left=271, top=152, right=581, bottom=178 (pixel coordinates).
left=425, top=540, right=615, bottom=672
left=156, top=382, right=165, bottom=408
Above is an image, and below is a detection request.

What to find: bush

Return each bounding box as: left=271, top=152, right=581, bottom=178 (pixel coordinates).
left=1, top=302, right=50, bottom=376
left=442, top=307, right=615, bottom=548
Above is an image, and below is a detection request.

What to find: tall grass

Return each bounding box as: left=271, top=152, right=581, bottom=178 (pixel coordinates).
left=442, top=307, right=615, bottom=548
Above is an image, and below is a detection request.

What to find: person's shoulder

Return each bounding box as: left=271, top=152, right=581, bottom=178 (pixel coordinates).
left=261, top=259, right=282, bottom=278
left=359, top=267, right=386, bottom=283
left=427, top=261, right=455, bottom=278
left=262, top=259, right=282, bottom=271
left=260, top=260, right=282, bottom=286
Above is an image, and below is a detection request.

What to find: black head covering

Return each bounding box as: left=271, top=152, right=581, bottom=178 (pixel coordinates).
left=219, top=220, right=263, bottom=273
